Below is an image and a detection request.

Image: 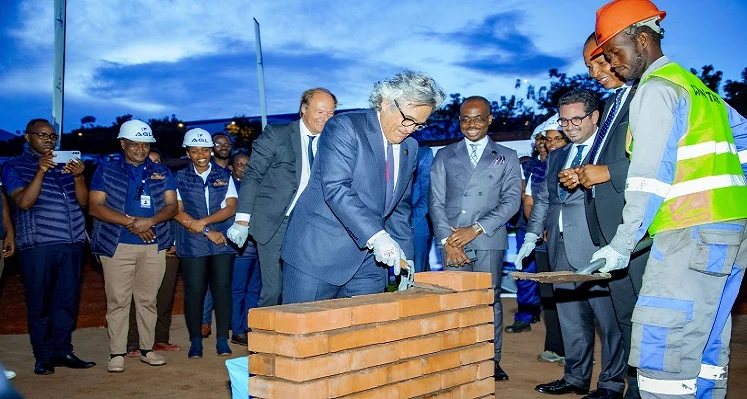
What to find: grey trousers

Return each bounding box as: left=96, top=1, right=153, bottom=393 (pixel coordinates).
left=445, top=249, right=504, bottom=363
left=631, top=220, right=747, bottom=399
left=256, top=217, right=288, bottom=307
left=553, top=240, right=626, bottom=392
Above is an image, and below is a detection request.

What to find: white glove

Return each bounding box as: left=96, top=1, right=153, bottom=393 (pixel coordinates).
left=592, top=245, right=630, bottom=273
left=371, top=232, right=403, bottom=268
left=226, top=223, right=249, bottom=247
left=514, top=232, right=539, bottom=270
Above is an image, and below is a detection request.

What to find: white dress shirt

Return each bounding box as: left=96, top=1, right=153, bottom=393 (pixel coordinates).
left=176, top=163, right=238, bottom=213
left=366, top=112, right=403, bottom=246
left=464, top=135, right=489, bottom=163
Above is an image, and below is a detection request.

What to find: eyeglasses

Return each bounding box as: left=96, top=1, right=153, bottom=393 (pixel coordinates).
left=26, top=131, right=59, bottom=141
left=394, top=100, right=427, bottom=131
left=458, top=115, right=489, bottom=125
left=546, top=136, right=568, bottom=143
left=213, top=143, right=232, bottom=148
left=558, top=111, right=593, bottom=127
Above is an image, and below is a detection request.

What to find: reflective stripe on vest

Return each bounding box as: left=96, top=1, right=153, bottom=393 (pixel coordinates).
left=699, top=364, right=728, bottom=381
left=638, top=375, right=696, bottom=395
left=632, top=63, right=747, bottom=234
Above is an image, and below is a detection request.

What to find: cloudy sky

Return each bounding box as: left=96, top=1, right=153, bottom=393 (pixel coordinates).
left=0, top=0, right=745, bottom=134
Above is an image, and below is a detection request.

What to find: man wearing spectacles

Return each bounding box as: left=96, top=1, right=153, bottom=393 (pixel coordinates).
left=518, top=90, right=626, bottom=397
left=430, top=96, right=522, bottom=381
left=277, top=71, right=444, bottom=303
left=1, top=119, right=93, bottom=375
left=226, top=88, right=338, bottom=307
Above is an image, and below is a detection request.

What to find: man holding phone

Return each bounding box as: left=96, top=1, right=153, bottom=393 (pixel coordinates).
left=429, top=96, right=522, bottom=382
left=1, top=118, right=93, bottom=375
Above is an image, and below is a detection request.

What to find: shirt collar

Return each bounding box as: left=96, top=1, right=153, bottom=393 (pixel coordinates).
left=464, top=135, right=490, bottom=148
left=641, top=56, right=671, bottom=82
left=192, top=162, right=213, bottom=178
left=575, top=129, right=598, bottom=148
left=299, top=118, right=316, bottom=138
left=376, top=111, right=400, bottom=148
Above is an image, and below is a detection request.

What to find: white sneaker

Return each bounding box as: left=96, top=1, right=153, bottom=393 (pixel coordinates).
left=537, top=350, right=564, bottom=363
left=3, top=369, right=16, bottom=380
left=108, top=356, right=125, bottom=373
left=140, top=351, right=167, bottom=366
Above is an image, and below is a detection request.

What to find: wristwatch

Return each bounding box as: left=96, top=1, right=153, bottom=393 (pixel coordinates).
left=472, top=224, right=483, bottom=234
left=202, top=227, right=211, bottom=236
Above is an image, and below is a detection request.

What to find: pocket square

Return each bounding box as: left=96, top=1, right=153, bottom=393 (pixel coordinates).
left=491, top=155, right=505, bottom=166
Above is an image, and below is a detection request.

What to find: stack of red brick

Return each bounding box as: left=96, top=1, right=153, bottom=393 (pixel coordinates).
left=246, top=271, right=496, bottom=399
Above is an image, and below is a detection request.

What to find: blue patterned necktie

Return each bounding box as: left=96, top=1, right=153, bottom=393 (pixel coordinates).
left=585, top=87, right=625, bottom=202
left=308, top=135, right=316, bottom=169
left=559, top=145, right=586, bottom=201
left=385, top=142, right=394, bottom=207
left=469, top=144, right=479, bottom=167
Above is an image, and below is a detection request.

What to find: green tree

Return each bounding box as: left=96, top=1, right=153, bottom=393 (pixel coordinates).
left=225, top=116, right=262, bottom=152
left=724, top=67, right=747, bottom=116
left=691, top=65, right=723, bottom=94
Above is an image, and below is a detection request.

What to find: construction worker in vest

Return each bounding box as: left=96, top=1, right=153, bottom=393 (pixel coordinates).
left=589, top=1, right=747, bottom=398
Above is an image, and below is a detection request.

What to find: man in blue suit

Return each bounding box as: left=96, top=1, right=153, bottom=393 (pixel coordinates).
left=411, top=146, right=434, bottom=272
left=280, top=71, right=445, bottom=303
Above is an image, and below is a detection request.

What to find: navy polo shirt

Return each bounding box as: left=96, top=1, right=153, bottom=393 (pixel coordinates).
left=91, top=162, right=176, bottom=245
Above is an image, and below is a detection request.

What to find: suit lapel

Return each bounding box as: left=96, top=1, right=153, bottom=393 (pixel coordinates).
left=385, top=139, right=415, bottom=216
left=553, top=145, right=572, bottom=202
left=290, top=120, right=303, bottom=187
left=365, top=111, right=386, bottom=212
left=454, top=140, right=474, bottom=175
left=475, top=139, right=499, bottom=170
left=596, top=86, right=635, bottom=159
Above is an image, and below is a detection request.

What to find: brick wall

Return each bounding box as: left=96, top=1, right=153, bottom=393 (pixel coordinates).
left=246, top=271, right=496, bottom=399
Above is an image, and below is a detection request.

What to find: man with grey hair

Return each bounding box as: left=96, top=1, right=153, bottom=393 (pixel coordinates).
left=280, top=70, right=445, bottom=303
left=226, top=87, right=337, bottom=306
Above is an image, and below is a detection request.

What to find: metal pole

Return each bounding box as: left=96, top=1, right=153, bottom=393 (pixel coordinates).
left=254, top=18, right=267, bottom=130
left=52, top=0, right=67, bottom=150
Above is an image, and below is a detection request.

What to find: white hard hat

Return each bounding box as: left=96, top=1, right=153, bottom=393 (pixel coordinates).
left=118, top=119, right=155, bottom=143
left=182, top=128, right=214, bottom=148
left=530, top=121, right=546, bottom=142
left=542, top=113, right=562, bottom=132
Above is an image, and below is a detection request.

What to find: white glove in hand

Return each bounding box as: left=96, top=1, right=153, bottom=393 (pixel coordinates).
left=514, top=232, right=539, bottom=270
left=592, top=245, right=630, bottom=273
left=226, top=223, right=249, bottom=247
left=371, top=232, right=402, bottom=267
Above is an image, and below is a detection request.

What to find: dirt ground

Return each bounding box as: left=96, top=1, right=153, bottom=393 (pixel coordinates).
left=1, top=260, right=746, bottom=398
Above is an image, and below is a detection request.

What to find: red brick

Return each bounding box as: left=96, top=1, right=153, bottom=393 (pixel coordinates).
left=442, top=326, right=479, bottom=349
left=476, top=360, right=494, bottom=379
left=248, top=353, right=275, bottom=376
left=441, top=364, right=477, bottom=390
left=458, top=306, right=494, bottom=327
left=477, top=289, right=494, bottom=305
left=275, top=352, right=351, bottom=382
left=421, top=312, right=460, bottom=334
left=274, top=304, right=352, bottom=334
left=338, top=384, right=399, bottom=399
left=247, top=330, right=275, bottom=354
left=328, top=324, right=382, bottom=352
left=385, top=358, right=423, bottom=384
left=248, top=376, right=328, bottom=399
left=460, top=342, right=493, bottom=365
left=350, top=342, right=400, bottom=370
left=349, top=293, right=401, bottom=325
left=399, top=334, right=443, bottom=359
left=440, top=291, right=481, bottom=311
left=399, top=373, right=442, bottom=398
left=275, top=333, right=329, bottom=358
left=328, top=367, right=386, bottom=397
left=475, top=323, right=494, bottom=342
left=459, top=378, right=495, bottom=399
left=397, top=292, right=444, bottom=317
left=421, top=348, right=463, bottom=374
left=247, top=307, right=275, bottom=331
left=414, top=271, right=473, bottom=291
left=378, top=316, right=424, bottom=342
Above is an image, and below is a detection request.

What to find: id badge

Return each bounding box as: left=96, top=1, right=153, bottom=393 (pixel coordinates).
left=140, top=195, right=152, bottom=209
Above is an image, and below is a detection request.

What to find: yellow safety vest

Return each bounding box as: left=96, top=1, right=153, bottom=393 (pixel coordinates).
left=633, top=63, right=747, bottom=234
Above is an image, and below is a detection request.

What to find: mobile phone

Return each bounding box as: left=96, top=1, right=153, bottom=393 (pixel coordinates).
left=53, top=150, right=81, bottom=164
left=464, top=246, right=478, bottom=262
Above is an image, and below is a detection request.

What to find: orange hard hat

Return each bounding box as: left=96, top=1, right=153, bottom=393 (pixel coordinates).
left=591, top=0, right=666, bottom=57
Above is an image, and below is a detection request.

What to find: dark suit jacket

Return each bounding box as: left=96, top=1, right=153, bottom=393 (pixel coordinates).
left=429, top=139, right=522, bottom=251
left=237, top=120, right=302, bottom=245
left=411, top=146, right=433, bottom=229
left=586, top=87, right=634, bottom=245
left=527, top=144, right=599, bottom=269
left=281, top=110, right=418, bottom=286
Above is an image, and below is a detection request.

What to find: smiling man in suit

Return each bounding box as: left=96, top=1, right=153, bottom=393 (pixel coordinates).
left=429, top=96, right=522, bottom=381
left=279, top=71, right=445, bottom=303
left=226, top=88, right=337, bottom=307
left=517, top=90, right=626, bottom=399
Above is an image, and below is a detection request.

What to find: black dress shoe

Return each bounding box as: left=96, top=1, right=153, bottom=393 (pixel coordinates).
left=504, top=320, right=532, bottom=333
left=34, top=361, right=55, bottom=375
left=535, top=379, right=588, bottom=395
left=494, top=364, right=509, bottom=381
left=582, top=388, right=623, bottom=399
left=52, top=353, right=96, bottom=369
left=231, top=333, right=248, bottom=346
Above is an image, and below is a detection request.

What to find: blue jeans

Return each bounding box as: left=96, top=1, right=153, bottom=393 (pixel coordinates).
left=231, top=251, right=261, bottom=334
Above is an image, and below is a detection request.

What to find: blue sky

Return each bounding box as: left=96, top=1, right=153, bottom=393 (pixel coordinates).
left=1, top=0, right=745, bottom=135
